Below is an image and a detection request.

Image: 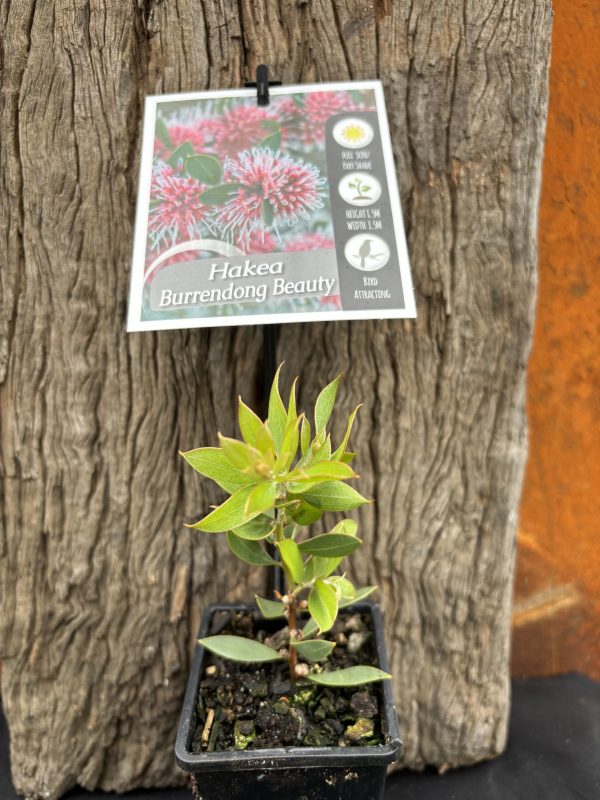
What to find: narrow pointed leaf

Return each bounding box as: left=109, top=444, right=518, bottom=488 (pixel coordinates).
left=199, top=635, right=281, bottom=663
left=301, top=481, right=371, bottom=512
left=226, top=531, right=277, bottom=566
left=302, top=616, right=319, bottom=638
left=180, top=448, right=257, bottom=493
left=308, top=579, right=338, bottom=634
left=300, top=416, right=311, bottom=456
left=268, top=364, right=287, bottom=451
left=277, top=539, right=304, bottom=584
left=274, top=413, right=302, bottom=472
left=287, top=377, right=298, bottom=422
left=291, top=639, right=335, bottom=662
left=238, top=397, right=264, bottom=448
left=287, top=461, right=356, bottom=484
left=298, top=533, right=362, bottom=558
left=332, top=404, right=362, bottom=461
left=255, top=596, right=287, bottom=619
left=314, top=374, right=341, bottom=434
left=339, top=585, right=377, bottom=608
left=218, top=434, right=261, bottom=470
left=306, top=666, right=391, bottom=686
left=190, top=486, right=259, bottom=532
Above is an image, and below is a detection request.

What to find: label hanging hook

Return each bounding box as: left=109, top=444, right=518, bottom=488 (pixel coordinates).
left=245, top=64, right=281, bottom=106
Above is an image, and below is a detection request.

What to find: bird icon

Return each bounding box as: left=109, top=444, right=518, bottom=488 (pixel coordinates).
left=355, top=238, right=384, bottom=269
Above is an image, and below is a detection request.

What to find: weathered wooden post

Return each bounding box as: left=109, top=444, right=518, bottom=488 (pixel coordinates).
left=0, top=2, right=552, bottom=797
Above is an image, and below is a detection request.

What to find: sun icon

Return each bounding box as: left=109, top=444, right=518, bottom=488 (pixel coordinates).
left=332, top=117, right=374, bottom=149
left=341, top=124, right=366, bottom=143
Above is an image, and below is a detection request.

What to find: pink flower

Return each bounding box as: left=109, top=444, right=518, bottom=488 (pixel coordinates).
left=148, top=164, right=209, bottom=248
left=214, top=147, right=326, bottom=244
left=284, top=233, right=335, bottom=252
left=243, top=228, right=278, bottom=254
left=167, top=122, right=206, bottom=152
left=210, top=105, right=280, bottom=157
left=320, top=294, right=342, bottom=310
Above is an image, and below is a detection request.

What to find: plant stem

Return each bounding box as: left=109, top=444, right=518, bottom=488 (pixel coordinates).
left=287, top=592, right=298, bottom=680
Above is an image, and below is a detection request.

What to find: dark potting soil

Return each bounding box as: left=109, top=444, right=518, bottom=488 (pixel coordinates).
left=191, top=610, right=385, bottom=753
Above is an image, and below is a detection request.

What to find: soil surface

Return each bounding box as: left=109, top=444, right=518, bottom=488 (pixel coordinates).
left=191, top=610, right=385, bottom=752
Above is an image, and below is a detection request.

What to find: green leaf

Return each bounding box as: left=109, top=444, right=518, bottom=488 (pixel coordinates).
left=238, top=397, right=265, bottom=448
left=190, top=486, right=258, bottom=532
left=329, top=576, right=356, bottom=600
left=339, top=585, right=377, bottom=608
left=261, top=119, right=281, bottom=132
left=287, top=461, right=356, bottom=491
left=302, top=616, right=319, bottom=638
left=199, top=635, right=281, bottom=663
left=180, top=448, right=257, bottom=493
left=155, top=117, right=172, bottom=147
left=287, top=377, right=298, bottom=423
left=226, top=531, right=277, bottom=566
left=308, top=579, right=338, bottom=634
left=332, top=404, right=362, bottom=461
left=290, top=639, right=335, bottom=662
left=303, top=555, right=342, bottom=582
left=300, top=416, right=311, bottom=456
left=341, top=451, right=357, bottom=464
left=218, top=434, right=261, bottom=471
left=290, top=501, right=322, bottom=526
left=232, top=515, right=273, bottom=540
left=301, top=481, right=371, bottom=511
left=255, top=595, right=287, bottom=619
left=314, top=374, right=341, bottom=434
left=199, top=183, right=243, bottom=205
left=268, top=363, right=287, bottom=451
left=309, top=433, right=331, bottom=464
left=167, top=141, right=195, bottom=168
left=306, top=666, right=391, bottom=686
left=262, top=198, right=274, bottom=226
left=186, top=154, right=222, bottom=184
left=274, top=413, right=302, bottom=473
left=277, top=539, right=304, bottom=584
left=259, top=129, right=282, bottom=151
left=330, top=519, right=358, bottom=536
left=298, top=533, right=362, bottom=558
left=245, top=482, right=276, bottom=517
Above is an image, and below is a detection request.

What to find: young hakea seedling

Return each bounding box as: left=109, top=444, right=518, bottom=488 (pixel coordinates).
left=180, top=366, right=391, bottom=688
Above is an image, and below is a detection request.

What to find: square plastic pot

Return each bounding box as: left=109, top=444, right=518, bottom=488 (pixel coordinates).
left=175, top=601, right=402, bottom=800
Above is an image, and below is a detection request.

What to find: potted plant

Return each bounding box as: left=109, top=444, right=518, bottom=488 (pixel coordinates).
left=175, top=366, right=401, bottom=799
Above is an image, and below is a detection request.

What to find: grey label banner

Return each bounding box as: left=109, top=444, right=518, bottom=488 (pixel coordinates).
left=149, top=249, right=338, bottom=312
left=326, top=111, right=406, bottom=311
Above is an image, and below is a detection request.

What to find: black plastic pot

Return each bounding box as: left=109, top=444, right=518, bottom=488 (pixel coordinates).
left=175, top=601, right=402, bottom=800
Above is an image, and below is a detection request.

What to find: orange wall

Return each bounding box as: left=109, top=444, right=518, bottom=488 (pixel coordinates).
left=512, top=1, right=600, bottom=679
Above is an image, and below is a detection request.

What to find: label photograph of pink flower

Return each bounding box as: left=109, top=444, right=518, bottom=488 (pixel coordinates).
left=128, top=81, right=416, bottom=331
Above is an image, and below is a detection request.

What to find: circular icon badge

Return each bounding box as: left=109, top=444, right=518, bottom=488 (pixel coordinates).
left=332, top=117, right=374, bottom=149
left=344, top=234, right=390, bottom=272
left=338, top=172, right=382, bottom=206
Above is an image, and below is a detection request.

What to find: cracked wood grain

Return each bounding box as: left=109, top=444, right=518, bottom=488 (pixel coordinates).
left=0, top=1, right=551, bottom=797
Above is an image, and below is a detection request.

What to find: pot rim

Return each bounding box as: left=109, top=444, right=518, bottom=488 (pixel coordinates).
left=175, top=601, right=402, bottom=772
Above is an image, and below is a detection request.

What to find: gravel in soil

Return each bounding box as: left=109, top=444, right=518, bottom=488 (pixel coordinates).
left=191, top=610, right=385, bottom=752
